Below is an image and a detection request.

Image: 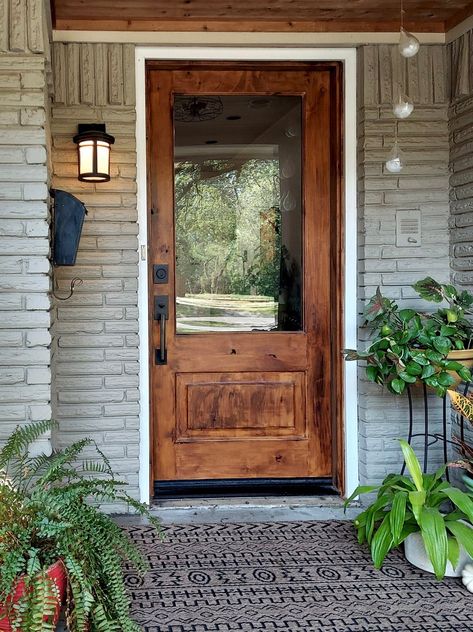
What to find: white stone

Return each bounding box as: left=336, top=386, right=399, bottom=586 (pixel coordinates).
left=25, top=146, right=46, bottom=164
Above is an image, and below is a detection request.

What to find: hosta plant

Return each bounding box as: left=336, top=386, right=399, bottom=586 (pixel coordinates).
left=345, top=439, right=473, bottom=580
left=344, top=278, right=473, bottom=397
left=0, top=420, right=161, bottom=631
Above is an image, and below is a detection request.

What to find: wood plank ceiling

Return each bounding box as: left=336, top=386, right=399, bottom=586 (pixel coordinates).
left=52, top=1, right=473, bottom=33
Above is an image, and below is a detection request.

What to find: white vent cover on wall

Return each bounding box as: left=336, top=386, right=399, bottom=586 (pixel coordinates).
left=396, top=210, right=421, bottom=247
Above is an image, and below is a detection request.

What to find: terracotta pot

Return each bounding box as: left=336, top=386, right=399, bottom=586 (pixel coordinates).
left=447, top=348, right=473, bottom=386
left=0, top=560, right=67, bottom=631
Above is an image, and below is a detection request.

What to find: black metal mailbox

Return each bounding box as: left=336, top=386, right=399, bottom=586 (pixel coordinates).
left=51, top=189, right=87, bottom=266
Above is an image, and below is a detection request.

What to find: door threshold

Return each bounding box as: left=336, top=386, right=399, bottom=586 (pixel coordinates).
left=154, top=477, right=335, bottom=499
left=142, top=495, right=360, bottom=525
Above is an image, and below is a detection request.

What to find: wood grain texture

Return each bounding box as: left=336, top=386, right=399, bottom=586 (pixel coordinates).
left=148, top=62, right=343, bottom=485
left=51, top=0, right=473, bottom=32
left=176, top=372, right=305, bottom=440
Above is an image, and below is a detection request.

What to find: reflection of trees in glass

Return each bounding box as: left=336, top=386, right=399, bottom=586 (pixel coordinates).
left=175, top=159, right=281, bottom=298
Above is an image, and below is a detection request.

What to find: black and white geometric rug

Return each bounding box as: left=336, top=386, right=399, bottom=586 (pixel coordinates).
left=124, top=521, right=473, bottom=631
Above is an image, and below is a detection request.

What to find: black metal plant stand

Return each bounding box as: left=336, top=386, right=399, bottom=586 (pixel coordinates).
left=400, top=382, right=471, bottom=481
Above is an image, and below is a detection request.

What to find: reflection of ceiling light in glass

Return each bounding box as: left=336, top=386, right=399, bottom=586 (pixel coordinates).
left=174, top=96, right=223, bottom=122
left=249, top=98, right=270, bottom=109
left=285, top=126, right=299, bottom=138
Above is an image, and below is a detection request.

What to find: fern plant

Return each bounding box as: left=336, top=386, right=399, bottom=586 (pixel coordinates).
left=0, top=420, right=160, bottom=631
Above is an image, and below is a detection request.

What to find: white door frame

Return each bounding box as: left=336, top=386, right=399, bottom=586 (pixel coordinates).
left=135, top=46, right=358, bottom=503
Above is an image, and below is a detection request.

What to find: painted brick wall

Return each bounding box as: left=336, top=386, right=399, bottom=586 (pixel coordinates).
left=449, top=30, right=473, bottom=290
left=0, top=0, right=52, bottom=446
left=448, top=30, right=473, bottom=472
left=50, top=43, right=140, bottom=502
left=357, top=45, right=451, bottom=485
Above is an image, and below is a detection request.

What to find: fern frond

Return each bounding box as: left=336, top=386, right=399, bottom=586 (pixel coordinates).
left=0, top=420, right=57, bottom=471
left=0, top=421, right=160, bottom=632
left=36, top=439, right=94, bottom=486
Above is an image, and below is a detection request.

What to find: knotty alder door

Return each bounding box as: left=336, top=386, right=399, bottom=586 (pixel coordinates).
left=147, top=62, right=343, bottom=489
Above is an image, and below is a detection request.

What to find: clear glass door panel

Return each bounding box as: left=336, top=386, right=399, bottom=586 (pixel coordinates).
left=174, top=95, right=303, bottom=334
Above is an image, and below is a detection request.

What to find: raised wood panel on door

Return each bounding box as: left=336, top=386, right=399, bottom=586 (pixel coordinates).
left=176, top=372, right=306, bottom=440
left=52, top=0, right=472, bottom=32
left=147, top=62, right=341, bottom=483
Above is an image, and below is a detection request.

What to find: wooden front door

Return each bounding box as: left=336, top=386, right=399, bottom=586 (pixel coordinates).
left=147, top=62, right=343, bottom=489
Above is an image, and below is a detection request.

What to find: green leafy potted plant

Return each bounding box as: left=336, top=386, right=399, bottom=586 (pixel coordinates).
left=414, top=277, right=473, bottom=379
left=344, top=277, right=473, bottom=397
left=0, top=420, right=160, bottom=631
left=345, top=439, right=473, bottom=579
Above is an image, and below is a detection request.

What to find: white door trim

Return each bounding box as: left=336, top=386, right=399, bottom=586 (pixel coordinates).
left=135, top=46, right=358, bottom=503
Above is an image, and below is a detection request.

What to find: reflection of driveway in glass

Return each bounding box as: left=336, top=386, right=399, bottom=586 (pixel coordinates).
left=176, top=294, right=277, bottom=333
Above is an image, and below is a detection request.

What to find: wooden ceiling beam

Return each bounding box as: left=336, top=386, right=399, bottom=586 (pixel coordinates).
left=445, top=1, right=473, bottom=31
left=53, top=18, right=445, bottom=34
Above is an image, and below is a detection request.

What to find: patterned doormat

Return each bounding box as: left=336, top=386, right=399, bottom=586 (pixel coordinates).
left=123, top=521, right=473, bottom=632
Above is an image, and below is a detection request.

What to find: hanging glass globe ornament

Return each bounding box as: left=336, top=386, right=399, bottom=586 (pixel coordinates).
left=385, top=141, right=405, bottom=173
left=393, top=93, right=414, bottom=119
left=399, top=27, right=420, bottom=58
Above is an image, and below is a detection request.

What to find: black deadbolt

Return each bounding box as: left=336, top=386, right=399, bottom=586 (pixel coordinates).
left=153, top=264, right=169, bottom=284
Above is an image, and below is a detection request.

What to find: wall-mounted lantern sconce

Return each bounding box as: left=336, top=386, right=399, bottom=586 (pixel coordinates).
left=73, top=123, right=115, bottom=182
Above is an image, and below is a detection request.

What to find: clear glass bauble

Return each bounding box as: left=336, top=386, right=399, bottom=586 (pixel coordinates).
left=399, top=27, right=420, bottom=58
left=393, top=94, right=414, bottom=119
left=385, top=141, right=405, bottom=173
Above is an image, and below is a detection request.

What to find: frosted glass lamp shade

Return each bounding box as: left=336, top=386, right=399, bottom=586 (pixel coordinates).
left=385, top=141, right=405, bottom=173
left=393, top=94, right=414, bottom=119
left=399, top=27, right=420, bottom=58
left=73, top=124, right=115, bottom=182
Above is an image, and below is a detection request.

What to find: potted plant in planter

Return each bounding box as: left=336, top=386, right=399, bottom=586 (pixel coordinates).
left=345, top=439, right=473, bottom=579
left=344, top=277, right=473, bottom=397
left=413, top=277, right=473, bottom=380
left=0, top=420, right=161, bottom=631
left=447, top=389, right=473, bottom=493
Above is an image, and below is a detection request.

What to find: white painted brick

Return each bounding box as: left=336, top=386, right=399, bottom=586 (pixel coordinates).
left=0, top=404, right=26, bottom=420
left=0, top=331, right=23, bottom=346
left=29, top=404, right=52, bottom=421
left=23, top=182, right=48, bottom=200
left=0, top=182, right=22, bottom=199
left=26, top=294, right=50, bottom=310
left=0, top=296, right=23, bottom=310
left=0, top=275, right=49, bottom=292
left=0, top=368, right=24, bottom=384
left=0, top=384, right=50, bottom=402
left=0, top=200, right=47, bottom=218
left=27, top=367, right=51, bottom=384
left=0, top=347, right=50, bottom=365
left=20, top=107, right=45, bottom=126
left=26, top=329, right=51, bottom=347
left=25, top=146, right=47, bottom=164
left=0, top=147, right=23, bottom=163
